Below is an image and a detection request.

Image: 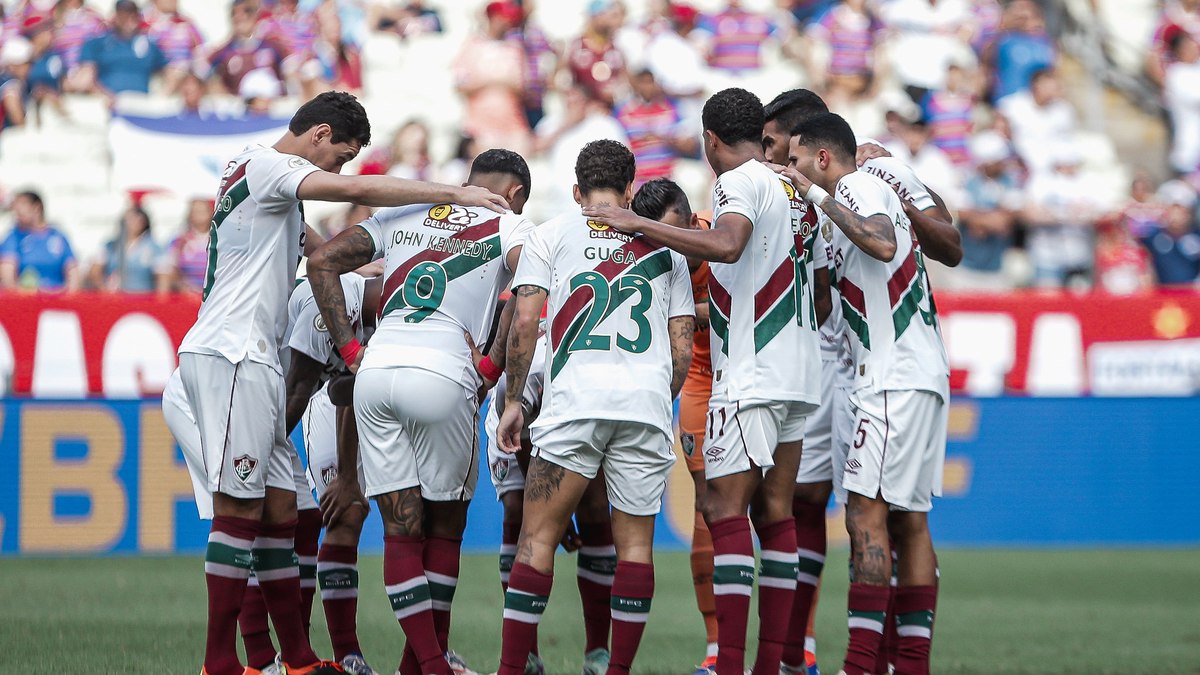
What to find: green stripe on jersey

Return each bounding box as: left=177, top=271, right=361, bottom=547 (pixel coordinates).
left=202, top=178, right=252, bottom=301
left=841, top=296, right=871, bottom=350
left=708, top=297, right=730, bottom=356
left=754, top=294, right=795, bottom=353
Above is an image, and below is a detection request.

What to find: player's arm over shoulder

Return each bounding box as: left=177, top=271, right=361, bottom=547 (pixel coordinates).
left=819, top=173, right=897, bottom=262
left=867, top=158, right=962, bottom=266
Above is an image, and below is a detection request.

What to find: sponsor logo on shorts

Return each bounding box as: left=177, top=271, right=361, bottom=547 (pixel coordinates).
left=705, top=446, right=726, bottom=460
left=681, top=432, right=695, bottom=457
left=845, top=458, right=862, bottom=476
left=492, top=460, right=510, bottom=483
left=320, top=464, right=337, bottom=486
left=232, top=455, right=258, bottom=483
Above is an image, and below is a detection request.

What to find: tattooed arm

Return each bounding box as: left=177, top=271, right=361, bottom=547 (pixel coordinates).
left=307, top=226, right=375, bottom=370
left=668, top=316, right=695, bottom=399
left=580, top=204, right=754, bottom=264
left=497, top=284, right=547, bottom=453
left=819, top=196, right=897, bottom=262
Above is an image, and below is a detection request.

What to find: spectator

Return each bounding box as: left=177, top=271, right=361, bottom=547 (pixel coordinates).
left=643, top=3, right=705, bottom=104
left=144, top=0, right=205, bottom=93
left=986, top=0, right=1055, bottom=103
left=788, top=0, right=837, bottom=27
left=887, top=118, right=962, bottom=206
left=24, top=14, right=67, bottom=119
left=53, top=0, right=106, bottom=89
left=263, top=0, right=326, bottom=97
left=157, top=196, right=212, bottom=294
left=89, top=204, right=163, bottom=293
left=1141, top=180, right=1200, bottom=285
left=564, top=0, right=626, bottom=106
left=359, top=119, right=433, bottom=180
left=505, top=0, right=557, bottom=128
left=318, top=202, right=373, bottom=240
left=208, top=0, right=288, bottom=98
left=695, top=0, right=779, bottom=73
left=452, top=2, right=529, bottom=154
left=921, top=62, right=976, bottom=167
left=1115, top=172, right=1170, bottom=240
left=0, top=37, right=31, bottom=131
left=998, top=67, right=1075, bottom=177
left=313, top=9, right=363, bottom=94
left=969, top=0, right=1003, bottom=54
left=0, top=190, right=79, bottom=291
left=76, top=0, right=168, bottom=98
left=534, top=85, right=628, bottom=215
left=880, top=0, right=974, bottom=101
left=438, top=133, right=481, bottom=187
left=1022, top=141, right=1104, bottom=288
left=239, top=67, right=283, bottom=114
left=615, top=68, right=697, bottom=186
left=1164, top=29, right=1200, bottom=176
left=953, top=131, right=1023, bottom=291
left=1094, top=216, right=1154, bottom=295
left=373, top=0, right=443, bottom=38
left=804, top=0, right=885, bottom=102
left=1147, top=0, right=1200, bottom=87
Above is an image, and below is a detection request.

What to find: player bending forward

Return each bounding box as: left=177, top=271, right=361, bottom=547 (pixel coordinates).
left=177, top=91, right=507, bottom=675
left=308, top=149, right=535, bottom=675
left=495, top=140, right=695, bottom=675
left=782, top=113, right=949, bottom=675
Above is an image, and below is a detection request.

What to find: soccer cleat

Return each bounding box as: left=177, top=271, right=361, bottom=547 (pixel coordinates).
left=283, top=660, right=345, bottom=674
left=339, top=654, right=379, bottom=675
left=692, top=655, right=718, bottom=675
left=524, top=653, right=545, bottom=675
left=446, top=651, right=479, bottom=675
left=581, top=648, right=609, bottom=675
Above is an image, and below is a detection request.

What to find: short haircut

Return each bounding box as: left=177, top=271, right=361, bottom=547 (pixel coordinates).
left=702, top=88, right=764, bottom=146
left=575, top=139, right=635, bottom=196
left=289, top=91, right=371, bottom=147
left=764, top=89, right=829, bottom=132
left=469, top=148, right=532, bottom=199
left=790, top=112, right=857, bottom=163
left=632, top=178, right=691, bottom=221
left=14, top=190, right=42, bottom=211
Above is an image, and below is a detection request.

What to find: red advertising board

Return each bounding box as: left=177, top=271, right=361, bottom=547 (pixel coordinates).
left=0, top=291, right=1198, bottom=397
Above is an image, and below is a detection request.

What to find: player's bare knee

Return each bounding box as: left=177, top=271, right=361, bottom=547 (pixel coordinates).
left=888, top=510, right=930, bottom=543
left=576, top=483, right=611, bottom=524
left=502, top=491, right=525, bottom=524
left=261, top=486, right=299, bottom=524
left=213, top=492, right=264, bottom=520
left=426, top=500, right=469, bottom=539
left=793, top=480, right=833, bottom=506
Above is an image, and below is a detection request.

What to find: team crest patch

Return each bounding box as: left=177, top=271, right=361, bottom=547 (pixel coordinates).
left=232, top=455, right=258, bottom=483
left=314, top=313, right=327, bottom=332
left=321, top=465, right=338, bottom=486
left=681, top=432, right=696, bottom=457
left=492, top=460, right=510, bottom=483
left=288, top=156, right=311, bottom=168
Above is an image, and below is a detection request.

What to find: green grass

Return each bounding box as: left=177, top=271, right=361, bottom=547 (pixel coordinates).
left=1, top=549, right=1198, bottom=674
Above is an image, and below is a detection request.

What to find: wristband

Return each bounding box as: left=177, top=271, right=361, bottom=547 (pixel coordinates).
left=805, top=184, right=830, bottom=205
left=478, top=354, right=502, bottom=382
left=339, top=338, right=363, bottom=366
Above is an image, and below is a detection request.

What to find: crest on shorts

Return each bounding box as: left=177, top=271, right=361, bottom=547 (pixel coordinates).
left=681, top=432, right=696, bottom=457
left=320, top=464, right=338, bottom=486
left=492, top=459, right=510, bottom=483
left=232, top=455, right=258, bottom=483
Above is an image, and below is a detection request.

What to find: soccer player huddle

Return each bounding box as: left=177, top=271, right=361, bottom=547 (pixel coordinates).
left=166, top=87, right=957, bottom=675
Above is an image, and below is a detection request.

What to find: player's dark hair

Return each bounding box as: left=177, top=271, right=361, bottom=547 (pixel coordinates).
left=702, top=88, right=764, bottom=146
left=14, top=190, right=43, bottom=212
left=791, top=112, right=857, bottom=163
left=289, top=91, right=372, bottom=147
left=470, top=149, right=532, bottom=200
left=763, top=89, right=829, bottom=132
left=575, top=139, right=635, bottom=196
left=632, top=178, right=691, bottom=222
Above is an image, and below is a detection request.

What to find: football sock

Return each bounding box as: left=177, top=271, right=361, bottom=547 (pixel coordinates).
left=317, top=543, right=362, bottom=661
left=752, top=518, right=799, bottom=675
left=205, top=516, right=259, bottom=675
left=384, top=534, right=449, bottom=675
left=608, top=561, right=654, bottom=674
left=500, top=520, right=520, bottom=591
left=893, top=585, right=937, bottom=675
left=253, top=520, right=319, bottom=668
left=709, top=516, right=754, bottom=675
left=500, top=563, right=553, bottom=675
left=842, top=582, right=891, bottom=675
left=874, top=550, right=900, bottom=674
left=783, top=499, right=826, bottom=668
left=296, top=508, right=322, bottom=634
left=577, top=520, right=615, bottom=653
left=690, top=509, right=719, bottom=649
left=239, top=574, right=277, bottom=670
left=425, top=536, right=463, bottom=650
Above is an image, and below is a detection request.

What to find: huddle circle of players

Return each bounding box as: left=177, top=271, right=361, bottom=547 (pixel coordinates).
left=166, top=87, right=955, bottom=675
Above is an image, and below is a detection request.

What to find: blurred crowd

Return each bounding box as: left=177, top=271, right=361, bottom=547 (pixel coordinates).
left=1, top=0, right=1199, bottom=294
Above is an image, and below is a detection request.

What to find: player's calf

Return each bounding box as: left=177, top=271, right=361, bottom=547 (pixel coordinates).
left=841, top=494, right=892, bottom=675
left=783, top=482, right=831, bottom=671
left=576, top=475, right=615, bottom=657
left=887, top=511, right=938, bottom=675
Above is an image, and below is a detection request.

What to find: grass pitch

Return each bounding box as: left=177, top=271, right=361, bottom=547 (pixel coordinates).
left=1, top=549, right=1197, bottom=674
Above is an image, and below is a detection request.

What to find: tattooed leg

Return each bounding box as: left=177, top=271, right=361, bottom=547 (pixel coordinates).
left=375, top=488, right=426, bottom=538
left=516, top=456, right=591, bottom=573
left=845, top=493, right=891, bottom=586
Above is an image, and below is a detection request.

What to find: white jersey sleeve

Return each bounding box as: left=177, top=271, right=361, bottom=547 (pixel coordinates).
left=512, top=225, right=553, bottom=291
left=835, top=172, right=893, bottom=219
left=501, top=213, right=537, bottom=273
left=712, top=167, right=758, bottom=223
left=357, top=205, right=427, bottom=253
left=859, top=157, right=937, bottom=212
left=667, top=251, right=695, bottom=318
left=249, top=153, right=322, bottom=211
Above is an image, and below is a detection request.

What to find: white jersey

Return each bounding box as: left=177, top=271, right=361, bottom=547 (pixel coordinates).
left=513, top=212, right=693, bottom=438
left=828, top=171, right=949, bottom=399
left=357, top=203, right=534, bottom=389
left=708, top=159, right=822, bottom=405
left=485, top=333, right=547, bottom=440
left=282, top=273, right=367, bottom=380
left=179, top=145, right=320, bottom=374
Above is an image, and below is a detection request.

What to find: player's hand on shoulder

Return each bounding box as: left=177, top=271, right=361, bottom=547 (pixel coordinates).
left=856, top=142, right=891, bottom=166
left=457, top=184, right=510, bottom=212
left=770, top=162, right=816, bottom=195
left=581, top=204, right=642, bottom=234
left=497, top=406, right=524, bottom=454
left=319, top=475, right=369, bottom=527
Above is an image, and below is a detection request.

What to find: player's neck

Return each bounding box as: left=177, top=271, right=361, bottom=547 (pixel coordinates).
left=822, top=163, right=857, bottom=192
left=716, top=142, right=764, bottom=174
left=579, top=190, right=628, bottom=209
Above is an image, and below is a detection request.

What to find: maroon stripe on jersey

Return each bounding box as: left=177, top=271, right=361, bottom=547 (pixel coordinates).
left=753, top=258, right=794, bottom=322
left=218, top=162, right=249, bottom=199
left=378, top=216, right=502, bottom=318
left=548, top=235, right=662, bottom=351
left=839, top=275, right=868, bottom=317
left=886, top=248, right=918, bottom=307
left=708, top=274, right=732, bottom=317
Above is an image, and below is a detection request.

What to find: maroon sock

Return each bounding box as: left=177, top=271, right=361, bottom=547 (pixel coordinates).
left=425, top=536, right=463, bottom=650
left=783, top=499, right=827, bottom=668
left=296, top=508, right=322, bottom=635
left=708, top=516, right=754, bottom=675
left=239, top=576, right=278, bottom=670
left=205, top=516, right=259, bottom=675
left=752, top=518, right=798, bottom=675
left=576, top=520, right=615, bottom=653
left=385, top=534, right=449, bottom=675
left=874, top=550, right=900, bottom=674
left=317, top=543, right=362, bottom=661
left=607, top=561, right=654, bottom=674
left=893, top=585, right=937, bottom=675
left=499, top=563, right=553, bottom=675
left=842, top=582, right=892, bottom=675
left=254, top=520, right=319, bottom=668
left=500, top=520, right=520, bottom=592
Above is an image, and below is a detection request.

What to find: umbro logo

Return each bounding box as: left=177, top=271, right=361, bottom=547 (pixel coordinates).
left=845, top=458, right=862, bottom=475
left=706, top=446, right=726, bottom=460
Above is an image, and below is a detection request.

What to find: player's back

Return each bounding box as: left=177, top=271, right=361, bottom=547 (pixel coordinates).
left=281, top=273, right=366, bottom=379
left=357, top=202, right=534, bottom=390
left=519, top=212, right=693, bottom=437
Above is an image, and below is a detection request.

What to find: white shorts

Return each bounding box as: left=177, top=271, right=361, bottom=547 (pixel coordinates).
left=355, top=366, right=479, bottom=501
left=484, top=400, right=528, bottom=499
left=796, top=361, right=839, bottom=485
left=842, top=389, right=947, bottom=512
left=703, top=395, right=813, bottom=481
left=531, top=419, right=674, bottom=517
left=163, top=370, right=213, bottom=519
left=302, top=384, right=366, bottom=499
